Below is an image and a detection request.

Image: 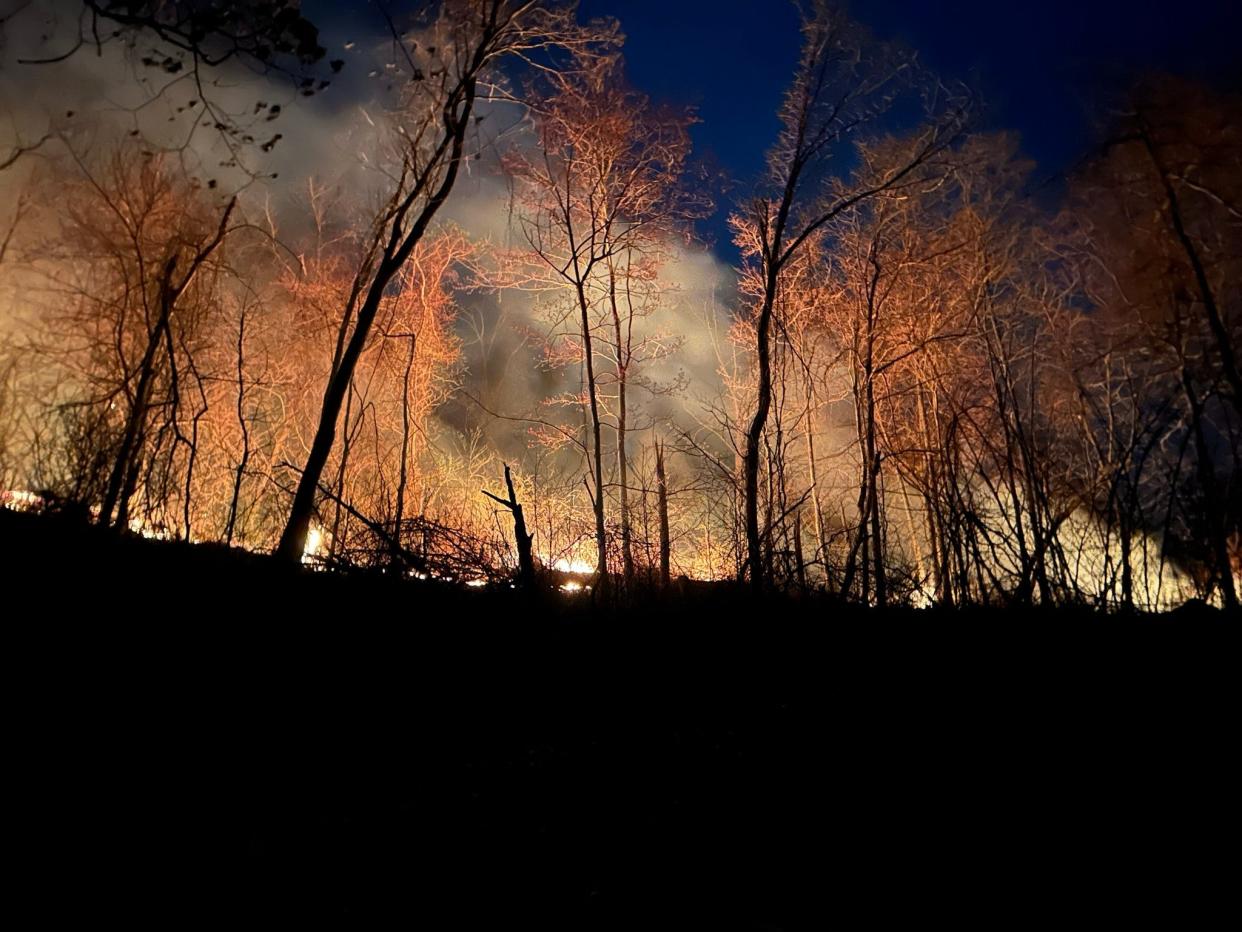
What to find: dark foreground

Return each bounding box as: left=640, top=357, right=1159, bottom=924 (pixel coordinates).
left=3, top=509, right=1235, bottom=927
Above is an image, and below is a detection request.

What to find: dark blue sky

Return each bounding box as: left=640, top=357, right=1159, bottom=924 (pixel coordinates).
left=308, top=1, right=1242, bottom=254
left=576, top=0, right=1242, bottom=250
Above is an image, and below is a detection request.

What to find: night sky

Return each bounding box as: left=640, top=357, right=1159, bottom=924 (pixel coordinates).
left=297, top=1, right=1242, bottom=255
left=569, top=0, right=1242, bottom=251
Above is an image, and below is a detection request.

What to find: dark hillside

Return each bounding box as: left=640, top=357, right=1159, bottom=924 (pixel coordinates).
left=3, top=509, right=1234, bottom=927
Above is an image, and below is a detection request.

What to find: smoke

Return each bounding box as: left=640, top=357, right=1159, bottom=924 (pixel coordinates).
left=0, top=0, right=739, bottom=474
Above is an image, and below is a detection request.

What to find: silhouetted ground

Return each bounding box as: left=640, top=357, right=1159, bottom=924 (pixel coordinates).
left=3, top=508, right=1235, bottom=927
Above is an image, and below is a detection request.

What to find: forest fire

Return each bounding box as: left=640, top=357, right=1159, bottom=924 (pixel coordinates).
left=1, top=4, right=1238, bottom=930
left=0, top=0, right=1236, bottom=613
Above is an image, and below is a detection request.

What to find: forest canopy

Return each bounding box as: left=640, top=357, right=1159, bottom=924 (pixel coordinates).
left=0, top=0, right=1238, bottom=612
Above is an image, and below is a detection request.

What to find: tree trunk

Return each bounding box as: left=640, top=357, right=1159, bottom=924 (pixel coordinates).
left=393, top=334, right=417, bottom=563
left=484, top=464, right=535, bottom=590
left=1182, top=367, right=1239, bottom=611
left=744, top=278, right=777, bottom=593
left=793, top=507, right=806, bottom=591
left=656, top=440, right=670, bottom=587
left=225, top=301, right=250, bottom=545
left=573, top=278, right=609, bottom=591
left=804, top=385, right=828, bottom=578
left=608, top=265, right=634, bottom=585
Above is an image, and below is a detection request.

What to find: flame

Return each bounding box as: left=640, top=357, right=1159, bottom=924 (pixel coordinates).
left=302, top=524, right=327, bottom=566
left=1, top=490, right=42, bottom=512
left=552, top=557, right=595, bottom=574
left=128, top=518, right=171, bottom=540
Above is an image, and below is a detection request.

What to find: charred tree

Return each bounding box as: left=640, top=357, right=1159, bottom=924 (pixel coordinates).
left=483, top=464, right=536, bottom=590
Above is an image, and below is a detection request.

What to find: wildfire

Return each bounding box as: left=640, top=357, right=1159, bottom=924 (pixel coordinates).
left=552, top=557, right=595, bottom=574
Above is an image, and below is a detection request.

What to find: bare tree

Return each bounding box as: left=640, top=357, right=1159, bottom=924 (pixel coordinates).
left=483, top=463, right=536, bottom=587
left=732, top=1, right=967, bottom=591
left=274, top=0, right=619, bottom=565
left=17, top=146, right=237, bottom=531
left=505, top=48, right=702, bottom=588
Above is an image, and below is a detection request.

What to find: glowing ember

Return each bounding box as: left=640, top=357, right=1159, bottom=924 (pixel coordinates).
left=552, top=557, right=595, bottom=574
left=559, top=580, right=585, bottom=594
left=128, top=518, right=171, bottom=540
left=465, top=578, right=487, bottom=588
left=1, top=490, right=43, bottom=512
